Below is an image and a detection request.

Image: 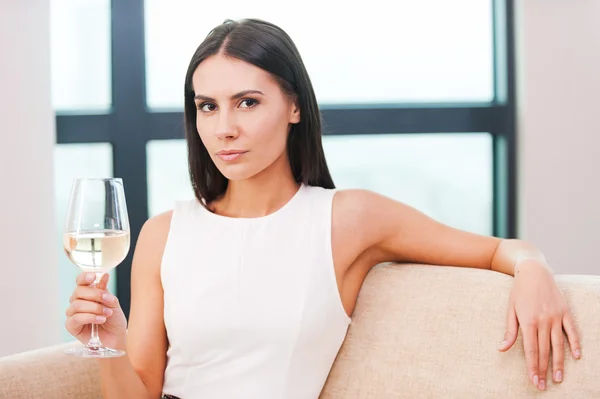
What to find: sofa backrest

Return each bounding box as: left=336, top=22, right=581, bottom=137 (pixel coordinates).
left=320, top=263, right=600, bottom=398
left=2, top=263, right=598, bottom=398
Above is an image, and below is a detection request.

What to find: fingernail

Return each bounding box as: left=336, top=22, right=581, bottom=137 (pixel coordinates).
left=498, top=340, right=508, bottom=350
left=102, top=293, right=114, bottom=303
left=533, top=375, right=539, bottom=387
left=85, top=274, right=95, bottom=283
left=555, top=370, right=563, bottom=382
left=95, top=315, right=106, bottom=323
left=103, top=307, right=113, bottom=316
left=575, top=349, right=581, bottom=359
left=539, top=379, right=546, bottom=391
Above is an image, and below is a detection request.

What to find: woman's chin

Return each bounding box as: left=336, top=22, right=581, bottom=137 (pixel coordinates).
left=217, top=165, right=258, bottom=182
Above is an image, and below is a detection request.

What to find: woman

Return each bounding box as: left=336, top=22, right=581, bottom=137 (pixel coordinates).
left=66, top=18, right=581, bottom=398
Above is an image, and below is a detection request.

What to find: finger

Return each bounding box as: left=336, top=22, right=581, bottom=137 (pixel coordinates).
left=498, top=305, right=519, bottom=351
left=64, top=318, right=83, bottom=336
left=563, top=311, right=582, bottom=359
left=537, top=324, right=551, bottom=391
left=76, top=272, right=97, bottom=286
left=65, top=299, right=113, bottom=318
left=551, top=322, right=565, bottom=383
left=96, top=273, right=110, bottom=291
left=72, top=286, right=120, bottom=309
left=66, top=313, right=107, bottom=328
left=522, top=325, right=539, bottom=387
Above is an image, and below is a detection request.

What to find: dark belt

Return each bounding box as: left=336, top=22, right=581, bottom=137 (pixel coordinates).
left=162, top=395, right=181, bottom=399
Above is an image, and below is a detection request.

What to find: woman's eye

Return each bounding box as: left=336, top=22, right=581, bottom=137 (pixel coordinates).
left=239, top=99, right=258, bottom=108
left=199, top=103, right=216, bottom=112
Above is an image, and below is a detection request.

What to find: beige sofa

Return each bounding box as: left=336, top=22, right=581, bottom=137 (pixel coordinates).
left=1, top=264, right=599, bottom=398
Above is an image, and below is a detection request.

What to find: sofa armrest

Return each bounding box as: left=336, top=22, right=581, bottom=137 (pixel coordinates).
left=0, top=341, right=101, bottom=399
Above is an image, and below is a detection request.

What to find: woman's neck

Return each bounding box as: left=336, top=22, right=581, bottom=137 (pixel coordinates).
left=211, top=159, right=300, bottom=218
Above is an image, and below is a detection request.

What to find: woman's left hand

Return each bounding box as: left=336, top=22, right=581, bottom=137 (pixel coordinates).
left=497, top=259, right=581, bottom=391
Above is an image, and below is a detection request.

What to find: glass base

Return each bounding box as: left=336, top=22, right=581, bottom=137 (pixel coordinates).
left=64, top=346, right=125, bottom=358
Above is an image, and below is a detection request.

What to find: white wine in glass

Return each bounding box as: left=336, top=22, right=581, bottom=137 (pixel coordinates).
left=63, top=178, right=130, bottom=358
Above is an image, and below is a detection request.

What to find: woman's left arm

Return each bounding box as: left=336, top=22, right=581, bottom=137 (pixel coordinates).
left=343, top=189, right=581, bottom=392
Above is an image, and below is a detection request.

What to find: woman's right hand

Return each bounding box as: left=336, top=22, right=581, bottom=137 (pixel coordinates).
left=65, top=272, right=128, bottom=350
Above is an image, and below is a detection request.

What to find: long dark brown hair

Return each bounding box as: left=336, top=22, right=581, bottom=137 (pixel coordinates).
left=183, top=18, right=335, bottom=205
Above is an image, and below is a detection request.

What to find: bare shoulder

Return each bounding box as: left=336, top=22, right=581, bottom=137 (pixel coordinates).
left=332, top=189, right=392, bottom=246
left=331, top=189, right=385, bottom=270
left=332, top=188, right=384, bottom=214
left=140, top=210, right=173, bottom=243
left=331, top=189, right=369, bottom=235
left=129, top=210, right=173, bottom=281
left=133, top=210, right=174, bottom=268
left=332, top=188, right=388, bottom=239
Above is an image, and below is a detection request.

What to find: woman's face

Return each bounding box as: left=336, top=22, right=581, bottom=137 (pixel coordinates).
left=192, top=54, right=300, bottom=181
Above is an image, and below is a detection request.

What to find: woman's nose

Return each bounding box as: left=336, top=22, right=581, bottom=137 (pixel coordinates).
left=214, top=113, right=239, bottom=140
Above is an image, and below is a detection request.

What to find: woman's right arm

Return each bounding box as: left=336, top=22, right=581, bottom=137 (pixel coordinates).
left=98, top=210, right=173, bottom=398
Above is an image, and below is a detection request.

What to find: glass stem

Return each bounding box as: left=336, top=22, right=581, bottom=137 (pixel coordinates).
left=87, top=273, right=105, bottom=349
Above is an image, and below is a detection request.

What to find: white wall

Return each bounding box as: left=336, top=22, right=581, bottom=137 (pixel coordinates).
left=0, top=1, right=61, bottom=356
left=516, top=0, right=600, bottom=275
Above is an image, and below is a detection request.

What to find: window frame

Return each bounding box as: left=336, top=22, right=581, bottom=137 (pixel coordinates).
left=55, top=0, right=517, bottom=317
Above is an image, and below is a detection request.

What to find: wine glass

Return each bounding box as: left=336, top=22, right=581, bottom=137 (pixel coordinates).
left=62, top=178, right=130, bottom=358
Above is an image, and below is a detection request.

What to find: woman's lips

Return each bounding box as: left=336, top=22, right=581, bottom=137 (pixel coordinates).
left=216, top=150, right=248, bottom=161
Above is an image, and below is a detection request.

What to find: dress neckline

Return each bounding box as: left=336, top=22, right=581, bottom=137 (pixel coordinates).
left=196, top=184, right=306, bottom=223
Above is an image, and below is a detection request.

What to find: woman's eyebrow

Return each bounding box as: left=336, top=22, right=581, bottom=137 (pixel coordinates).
left=194, top=90, right=265, bottom=102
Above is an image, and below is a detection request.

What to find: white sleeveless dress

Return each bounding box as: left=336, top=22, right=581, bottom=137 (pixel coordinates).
left=160, top=184, right=352, bottom=398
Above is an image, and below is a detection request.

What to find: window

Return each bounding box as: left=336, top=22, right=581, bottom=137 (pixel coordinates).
left=144, top=0, right=494, bottom=109
left=54, top=0, right=517, bottom=317
left=50, top=0, right=112, bottom=112
left=146, top=140, right=195, bottom=217
left=323, top=134, right=493, bottom=235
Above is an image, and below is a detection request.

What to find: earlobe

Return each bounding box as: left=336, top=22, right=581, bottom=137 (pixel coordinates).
left=290, top=104, right=301, bottom=124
